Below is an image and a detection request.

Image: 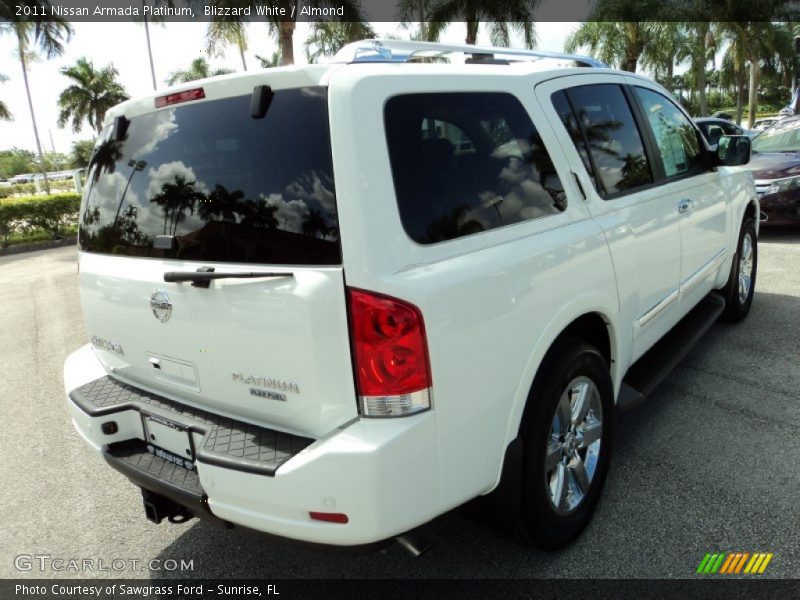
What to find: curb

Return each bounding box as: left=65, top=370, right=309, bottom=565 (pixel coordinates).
left=0, top=237, right=77, bottom=257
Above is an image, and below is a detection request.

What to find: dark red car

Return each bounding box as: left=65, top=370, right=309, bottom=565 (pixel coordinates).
left=748, top=116, right=800, bottom=224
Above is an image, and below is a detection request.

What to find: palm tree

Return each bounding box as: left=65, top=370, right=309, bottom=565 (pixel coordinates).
left=1, top=12, right=73, bottom=194
left=57, top=58, right=129, bottom=134
left=166, top=58, right=233, bottom=86
left=711, top=0, right=786, bottom=126
left=140, top=0, right=176, bottom=90
left=263, top=0, right=369, bottom=65
left=566, top=22, right=651, bottom=72
left=0, top=73, right=11, bottom=121
left=305, top=22, right=376, bottom=63
left=256, top=50, right=282, bottom=68
left=718, top=22, right=776, bottom=127
left=420, top=0, right=537, bottom=47
left=640, top=23, right=688, bottom=93
left=206, top=19, right=249, bottom=71
left=679, top=23, right=715, bottom=116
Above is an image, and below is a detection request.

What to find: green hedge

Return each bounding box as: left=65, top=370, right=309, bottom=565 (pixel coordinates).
left=0, top=179, right=77, bottom=199
left=0, top=193, right=81, bottom=247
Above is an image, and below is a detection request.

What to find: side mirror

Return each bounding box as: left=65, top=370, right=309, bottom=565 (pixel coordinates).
left=716, top=135, right=751, bottom=167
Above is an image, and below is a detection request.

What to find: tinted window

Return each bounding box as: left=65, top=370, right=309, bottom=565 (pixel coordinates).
left=564, top=84, right=653, bottom=197
left=634, top=87, right=704, bottom=179
left=552, top=90, right=596, bottom=189
left=79, top=87, right=340, bottom=265
left=385, top=93, right=566, bottom=245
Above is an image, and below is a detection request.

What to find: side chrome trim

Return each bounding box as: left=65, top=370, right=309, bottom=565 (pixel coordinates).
left=680, top=249, right=727, bottom=295
left=638, top=288, right=679, bottom=327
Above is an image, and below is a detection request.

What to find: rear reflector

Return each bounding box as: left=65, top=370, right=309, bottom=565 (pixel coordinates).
left=309, top=511, right=349, bottom=524
left=155, top=87, right=205, bottom=108
left=347, top=288, right=432, bottom=417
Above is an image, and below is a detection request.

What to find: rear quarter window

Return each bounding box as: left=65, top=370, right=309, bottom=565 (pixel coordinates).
left=384, top=92, right=566, bottom=245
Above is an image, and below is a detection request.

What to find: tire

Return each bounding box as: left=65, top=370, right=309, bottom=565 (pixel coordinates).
left=721, top=217, right=757, bottom=322
left=515, top=338, right=614, bottom=550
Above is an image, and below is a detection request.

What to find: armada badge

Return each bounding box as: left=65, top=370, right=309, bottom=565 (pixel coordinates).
left=150, top=289, right=173, bottom=323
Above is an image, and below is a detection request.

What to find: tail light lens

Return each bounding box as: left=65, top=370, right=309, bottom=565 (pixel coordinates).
left=347, top=288, right=431, bottom=417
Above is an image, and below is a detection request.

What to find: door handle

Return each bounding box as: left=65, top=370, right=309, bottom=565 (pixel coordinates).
left=677, top=198, right=693, bottom=214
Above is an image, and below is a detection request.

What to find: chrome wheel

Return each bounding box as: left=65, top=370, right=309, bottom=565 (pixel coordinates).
left=545, top=377, right=603, bottom=515
left=738, top=232, right=754, bottom=304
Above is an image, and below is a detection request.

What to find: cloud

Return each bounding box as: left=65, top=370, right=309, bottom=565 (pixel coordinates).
left=261, top=192, right=310, bottom=232
left=146, top=160, right=208, bottom=198
left=125, top=110, right=178, bottom=158
left=284, top=171, right=336, bottom=213
left=86, top=170, right=140, bottom=219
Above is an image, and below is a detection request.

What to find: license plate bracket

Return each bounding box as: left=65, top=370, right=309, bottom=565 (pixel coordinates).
left=141, top=413, right=195, bottom=467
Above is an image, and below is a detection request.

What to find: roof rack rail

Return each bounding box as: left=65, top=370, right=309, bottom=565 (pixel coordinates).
left=331, top=39, right=607, bottom=69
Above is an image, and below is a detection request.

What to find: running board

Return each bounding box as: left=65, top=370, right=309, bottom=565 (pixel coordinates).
left=617, top=293, right=726, bottom=413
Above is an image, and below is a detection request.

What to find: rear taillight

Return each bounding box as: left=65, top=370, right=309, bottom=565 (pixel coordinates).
left=347, top=288, right=431, bottom=417
left=155, top=87, right=205, bottom=108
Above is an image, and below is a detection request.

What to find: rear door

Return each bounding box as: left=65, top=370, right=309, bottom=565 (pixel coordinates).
left=78, top=82, right=357, bottom=438
left=538, top=76, right=683, bottom=362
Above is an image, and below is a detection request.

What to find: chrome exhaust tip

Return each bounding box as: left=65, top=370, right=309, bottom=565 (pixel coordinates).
left=395, top=529, right=433, bottom=557
left=760, top=211, right=768, bottom=222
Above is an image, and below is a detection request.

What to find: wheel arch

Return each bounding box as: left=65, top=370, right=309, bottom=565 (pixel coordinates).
left=483, top=303, right=621, bottom=500
left=500, top=304, right=621, bottom=466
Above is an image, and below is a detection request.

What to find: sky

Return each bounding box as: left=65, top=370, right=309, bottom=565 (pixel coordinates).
left=0, top=21, right=580, bottom=157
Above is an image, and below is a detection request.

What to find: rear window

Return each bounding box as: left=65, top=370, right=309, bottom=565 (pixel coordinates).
left=79, top=87, right=340, bottom=265
left=384, top=92, right=566, bottom=245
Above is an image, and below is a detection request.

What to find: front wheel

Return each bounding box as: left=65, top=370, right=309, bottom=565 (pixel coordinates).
left=515, top=339, right=614, bottom=549
left=722, top=217, right=757, bottom=322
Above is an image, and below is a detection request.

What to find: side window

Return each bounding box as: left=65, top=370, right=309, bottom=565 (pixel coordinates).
left=562, top=84, right=653, bottom=197
left=384, top=93, right=566, bottom=245
left=552, top=90, right=597, bottom=189
left=705, top=124, right=725, bottom=145
left=721, top=122, right=743, bottom=136
left=634, top=87, right=705, bottom=179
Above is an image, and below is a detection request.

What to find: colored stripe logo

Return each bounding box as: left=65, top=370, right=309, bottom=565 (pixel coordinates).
left=696, top=552, right=773, bottom=574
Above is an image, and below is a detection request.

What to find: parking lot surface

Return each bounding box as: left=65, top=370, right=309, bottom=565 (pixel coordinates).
left=1, top=228, right=798, bottom=579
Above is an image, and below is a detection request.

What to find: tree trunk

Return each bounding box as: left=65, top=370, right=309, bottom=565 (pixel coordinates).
left=279, top=21, right=295, bottom=65
left=748, top=59, right=758, bottom=129
left=465, top=20, right=479, bottom=45
left=697, top=63, right=708, bottom=117
left=621, top=54, right=637, bottom=73
left=142, top=3, right=157, bottom=90
left=736, top=76, right=745, bottom=126
left=418, top=0, right=426, bottom=41
left=666, top=61, right=674, bottom=93
left=239, top=42, right=248, bottom=71
left=18, top=37, right=50, bottom=195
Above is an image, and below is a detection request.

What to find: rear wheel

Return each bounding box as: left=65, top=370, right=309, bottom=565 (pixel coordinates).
left=722, top=217, right=757, bottom=322
left=515, top=338, right=613, bottom=549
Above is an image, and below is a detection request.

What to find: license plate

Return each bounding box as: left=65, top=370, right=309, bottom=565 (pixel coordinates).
left=142, top=414, right=195, bottom=469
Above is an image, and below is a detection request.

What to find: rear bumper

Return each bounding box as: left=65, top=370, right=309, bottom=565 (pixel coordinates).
left=65, top=344, right=440, bottom=546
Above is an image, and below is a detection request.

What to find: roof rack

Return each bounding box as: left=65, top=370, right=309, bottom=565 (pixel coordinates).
left=331, top=39, right=607, bottom=69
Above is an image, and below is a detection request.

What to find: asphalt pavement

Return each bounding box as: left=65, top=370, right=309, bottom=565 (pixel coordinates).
left=1, top=228, right=798, bottom=579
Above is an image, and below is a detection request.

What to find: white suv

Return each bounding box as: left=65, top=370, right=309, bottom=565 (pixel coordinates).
left=64, top=40, right=758, bottom=550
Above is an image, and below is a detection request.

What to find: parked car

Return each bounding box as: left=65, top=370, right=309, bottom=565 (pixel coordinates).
left=753, top=117, right=781, bottom=131
left=694, top=117, right=757, bottom=144
left=746, top=115, right=800, bottom=224
left=63, top=39, right=759, bottom=552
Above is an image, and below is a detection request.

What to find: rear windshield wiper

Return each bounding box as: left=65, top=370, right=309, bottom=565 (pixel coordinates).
left=164, top=268, right=293, bottom=288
